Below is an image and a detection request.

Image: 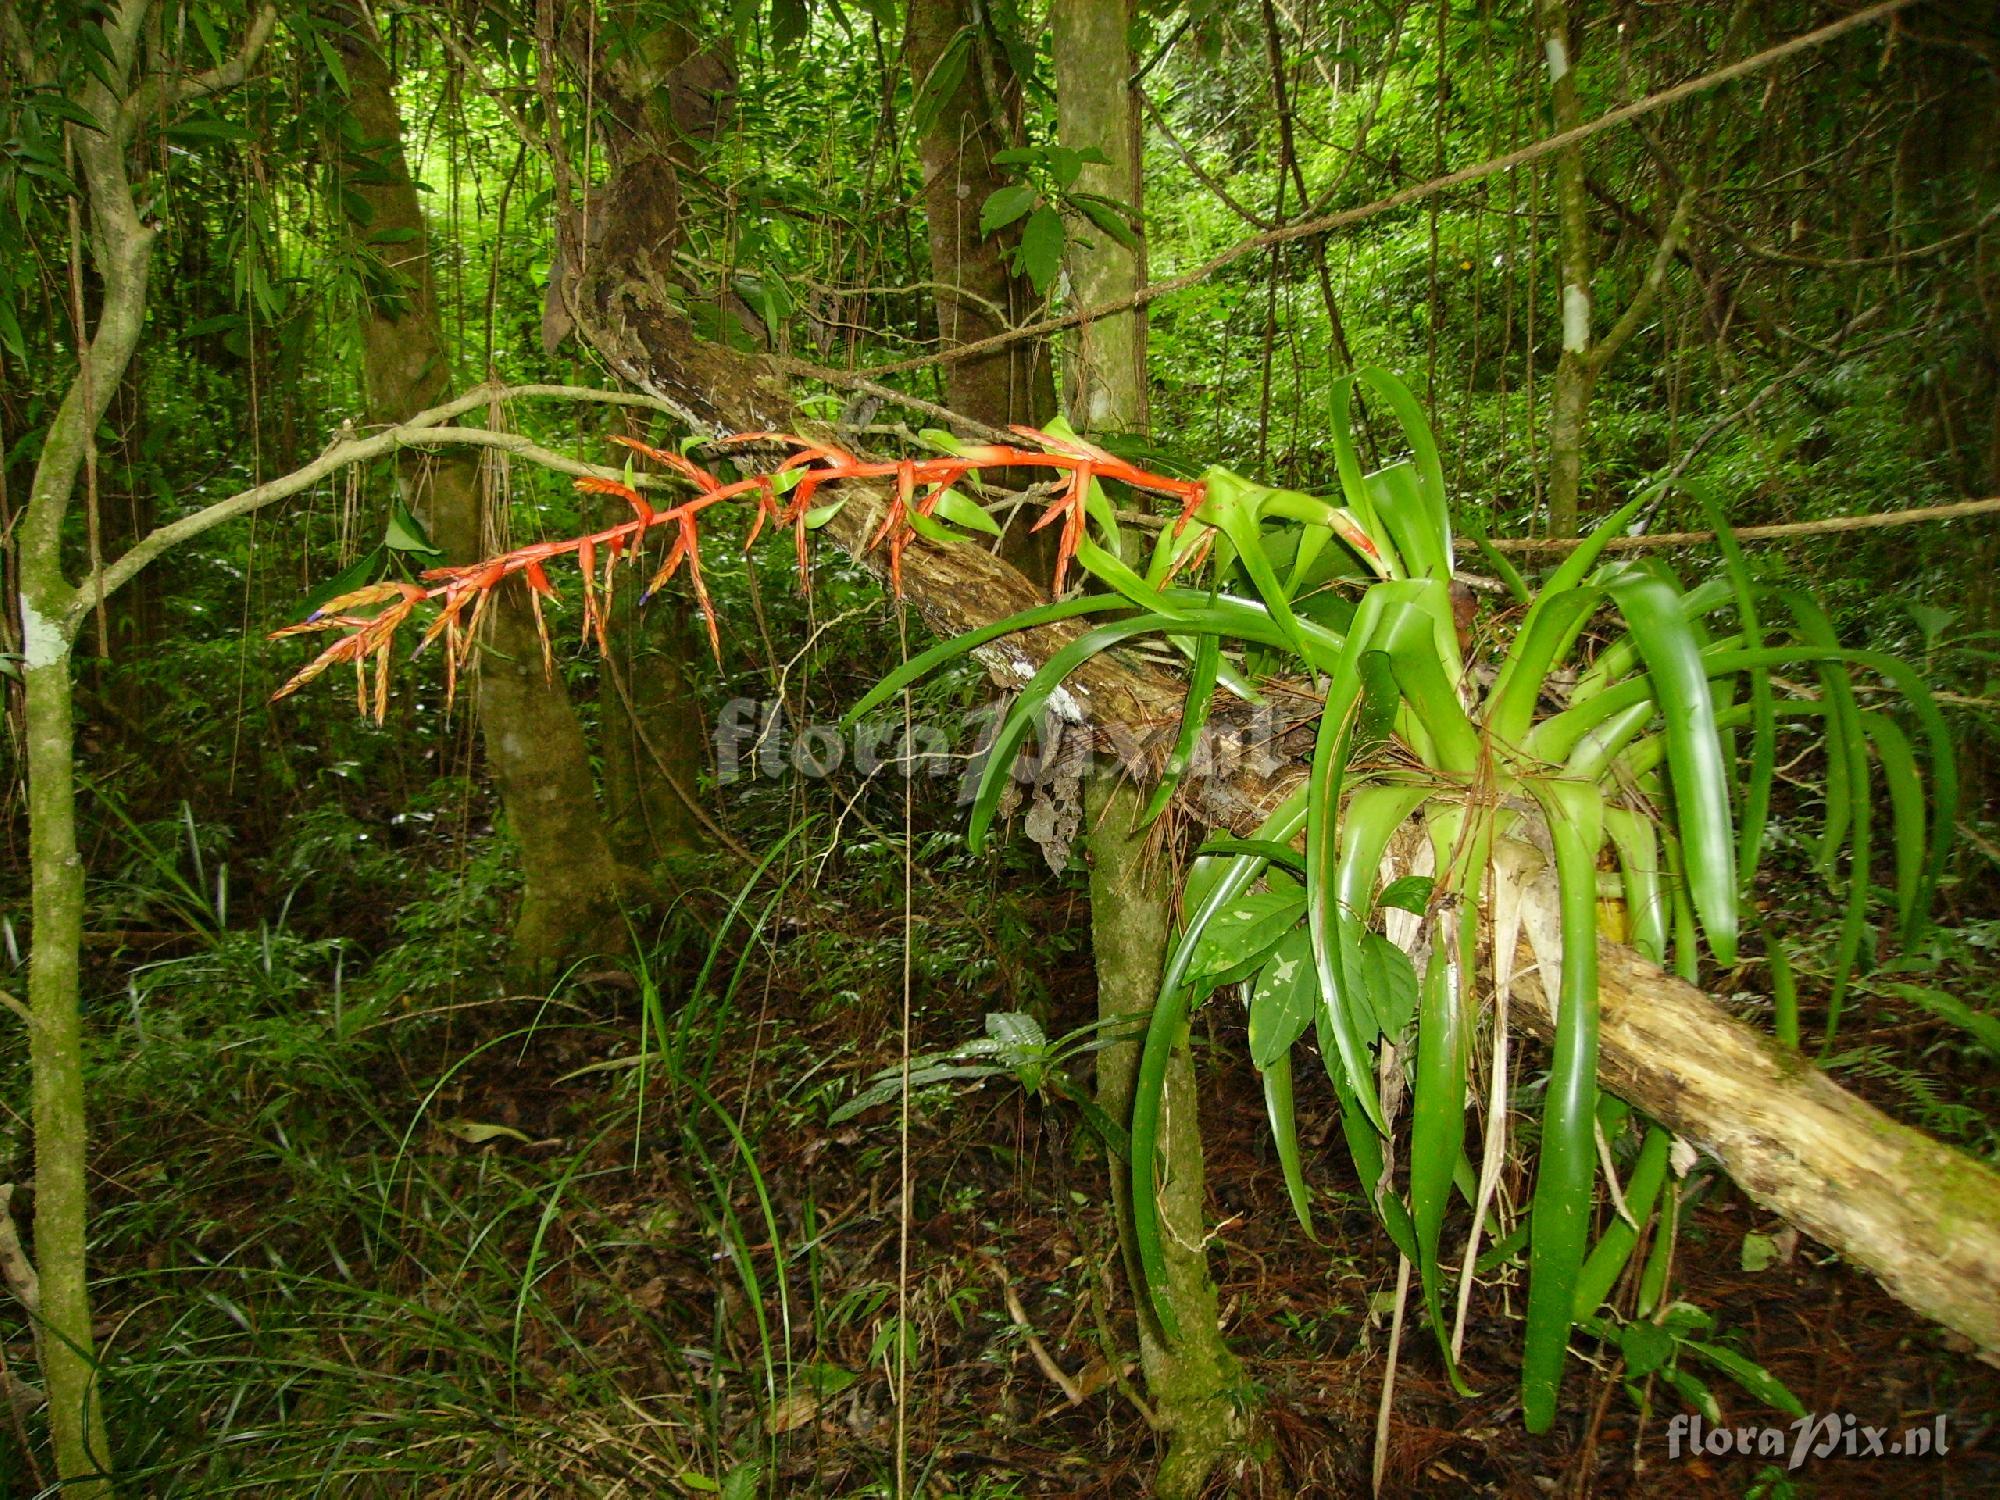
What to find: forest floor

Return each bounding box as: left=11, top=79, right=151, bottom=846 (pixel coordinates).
left=7, top=853, right=1998, bottom=1498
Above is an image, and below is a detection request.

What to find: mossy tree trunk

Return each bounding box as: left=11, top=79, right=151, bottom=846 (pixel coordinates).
left=1057, top=15, right=1247, bottom=1489
left=1052, top=0, right=1147, bottom=436
left=1086, top=782, right=1248, bottom=1497
left=331, top=2, right=634, bottom=971
left=594, top=495, right=710, bottom=864
left=8, top=6, right=277, bottom=1488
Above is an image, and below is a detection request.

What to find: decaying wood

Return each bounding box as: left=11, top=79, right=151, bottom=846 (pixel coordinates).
left=557, top=185, right=2000, bottom=1359
left=1513, top=941, right=2000, bottom=1353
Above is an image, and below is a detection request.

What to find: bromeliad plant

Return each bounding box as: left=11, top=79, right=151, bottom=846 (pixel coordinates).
left=847, top=368, right=1956, bottom=1430
left=277, top=369, right=1953, bottom=1432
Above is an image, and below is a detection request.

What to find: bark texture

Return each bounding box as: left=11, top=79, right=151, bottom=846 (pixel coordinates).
left=14, top=5, right=171, bottom=1486
left=1087, top=779, right=1248, bottom=1498
left=1513, top=938, right=2000, bottom=1352
left=1059, top=20, right=1247, bottom=1489
left=334, top=2, right=633, bottom=970
left=903, top=0, right=1061, bottom=575
left=1053, top=0, right=1147, bottom=434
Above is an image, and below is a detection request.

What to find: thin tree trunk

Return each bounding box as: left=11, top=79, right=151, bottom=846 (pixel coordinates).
left=8, top=2, right=280, bottom=1484
left=1536, top=0, right=1711, bottom=536
left=1053, top=0, right=1146, bottom=434
left=595, top=495, right=709, bottom=862
left=21, top=30, right=158, bottom=1500
left=1538, top=0, right=1593, bottom=539
left=332, top=3, right=634, bottom=970
left=904, top=0, right=1057, bottom=433
left=904, top=0, right=1059, bottom=576
left=1087, top=781, right=1248, bottom=1498
left=1056, top=11, right=1247, bottom=1488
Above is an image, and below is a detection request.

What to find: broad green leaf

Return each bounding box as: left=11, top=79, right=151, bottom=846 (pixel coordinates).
left=1375, top=875, right=1435, bottom=916
left=1072, top=192, right=1142, bottom=252
left=1359, top=933, right=1420, bottom=1036
left=909, top=26, right=971, bottom=136
left=300, top=549, right=383, bottom=619
left=1619, top=1320, right=1675, bottom=1379
left=1018, top=205, right=1065, bottom=294
left=385, top=501, right=442, bottom=557
left=1249, top=928, right=1316, bottom=1068
left=964, top=614, right=1189, bottom=851
left=1190, top=889, right=1306, bottom=979
left=932, top=487, right=1002, bottom=536
left=979, top=183, right=1035, bottom=237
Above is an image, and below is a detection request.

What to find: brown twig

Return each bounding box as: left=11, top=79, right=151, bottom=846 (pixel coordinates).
left=978, top=1252, right=1084, bottom=1406
left=1474, top=494, right=2000, bottom=553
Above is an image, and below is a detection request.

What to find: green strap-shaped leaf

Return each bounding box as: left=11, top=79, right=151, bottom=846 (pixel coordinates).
left=1487, top=586, right=1603, bottom=749
left=963, top=615, right=1180, bottom=850
left=1376, top=587, right=1479, bottom=771
left=1861, top=711, right=1926, bottom=945
left=1355, top=367, right=1453, bottom=578
left=1259, top=1047, right=1318, bottom=1238
left=1689, top=485, right=1776, bottom=892
left=1753, top=909, right=1800, bottom=1049
left=1521, top=777, right=1604, bottom=1434
left=1138, top=631, right=1221, bottom=826
left=1770, top=595, right=1873, bottom=1040
left=1571, top=1124, right=1671, bottom=1319
left=1314, top=1003, right=1421, bottom=1264
left=1198, top=467, right=1316, bottom=657
left=1602, top=807, right=1668, bottom=965
left=1325, top=377, right=1399, bottom=576
left=1307, top=602, right=1404, bottom=1137
left=845, top=595, right=1128, bottom=723
left=1606, top=570, right=1737, bottom=967
left=1411, top=937, right=1474, bottom=1395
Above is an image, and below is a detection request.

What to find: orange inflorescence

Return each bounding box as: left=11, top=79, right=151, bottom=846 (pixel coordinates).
left=272, top=432, right=1204, bottom=720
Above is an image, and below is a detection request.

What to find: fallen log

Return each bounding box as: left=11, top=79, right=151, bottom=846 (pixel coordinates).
left=1513, top=939, right=2000, bottom=1353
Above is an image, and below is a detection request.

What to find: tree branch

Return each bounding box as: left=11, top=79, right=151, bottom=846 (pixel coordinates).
left=68, top=384, right=705, bottom=634
left=1586, top=184, right=1696, bottom=376
left=1475, top=494, right=2000, bottom=554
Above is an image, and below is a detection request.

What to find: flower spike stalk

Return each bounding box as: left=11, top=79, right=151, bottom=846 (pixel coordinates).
left=273, top=429, right=1205, bottom=718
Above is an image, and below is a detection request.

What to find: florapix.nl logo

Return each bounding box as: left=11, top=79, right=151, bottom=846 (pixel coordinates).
left=1666, top=1411, right=1949, bottom=1471
left=711, top=695, right=1292, bottom=805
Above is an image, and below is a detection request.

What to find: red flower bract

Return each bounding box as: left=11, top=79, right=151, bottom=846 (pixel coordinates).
left=273, top=429, right=1206, bottom=717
